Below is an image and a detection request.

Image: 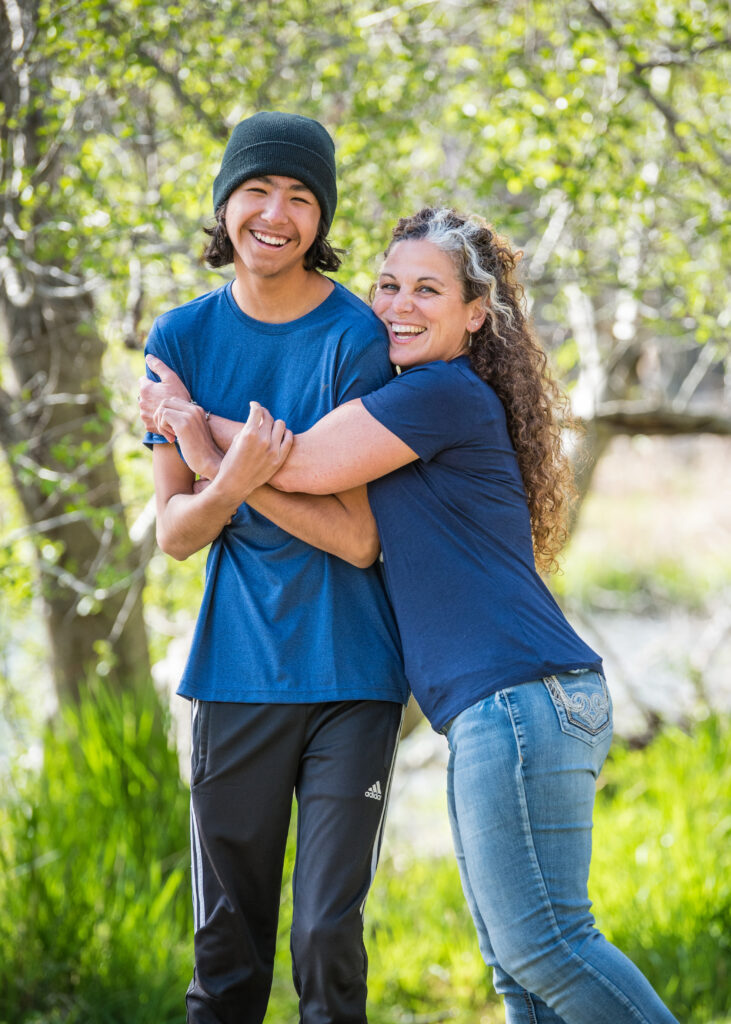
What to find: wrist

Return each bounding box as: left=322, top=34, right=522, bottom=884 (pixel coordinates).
left=200, top=448, right=224, bottom=481
left=189, top=399, right=211, bottom=421
left=208, top=471, right=251, bottom=510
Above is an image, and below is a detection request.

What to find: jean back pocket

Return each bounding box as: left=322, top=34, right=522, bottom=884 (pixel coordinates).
left=544, top=672, right=612, bottom=746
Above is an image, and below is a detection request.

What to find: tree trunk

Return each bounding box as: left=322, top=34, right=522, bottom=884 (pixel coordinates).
left=0, top=284, right=152, bottom=703
left=568, top=420, right=614, bottom=534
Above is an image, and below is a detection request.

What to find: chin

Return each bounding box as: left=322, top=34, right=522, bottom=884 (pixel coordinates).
left=389, top=346, right=418, bottom=368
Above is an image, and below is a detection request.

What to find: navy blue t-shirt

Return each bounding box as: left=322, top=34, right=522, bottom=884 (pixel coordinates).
left=361, top=356, right=602, bottom=731
left=144, top=280, right=408, bottom=707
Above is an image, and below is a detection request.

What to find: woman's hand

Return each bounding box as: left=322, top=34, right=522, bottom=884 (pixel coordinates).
left=213, top=402, right=293, bottom=506
left=138, top=355, right=190, bottom=442
left=153, top=397, right=223, bottom=481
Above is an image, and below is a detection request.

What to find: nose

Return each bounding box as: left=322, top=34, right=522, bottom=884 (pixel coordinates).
left=391, top=288, right=414, bottom=314
left=261, top=190, right=288, bottom=225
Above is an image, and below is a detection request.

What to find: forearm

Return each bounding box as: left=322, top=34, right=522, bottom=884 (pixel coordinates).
left=139, top=358, right=245, bottom=456
left=246, top=485, right=380, bottom=568
left=157, top=477, right=240, bottom=561
left=154, top=405, right=293, bottom=560
left=270, top=400, right=419, bottom=495
left=208, top=413, right=241, bottom=454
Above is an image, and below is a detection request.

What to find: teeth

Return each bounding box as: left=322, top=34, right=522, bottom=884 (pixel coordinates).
left=392, top=324, right=425, bottom=335
left=252, top=231, right=288, bottom=246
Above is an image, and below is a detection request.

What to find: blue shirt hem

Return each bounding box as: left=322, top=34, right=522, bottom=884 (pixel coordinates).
left=177, top=683, right=409, bottom=705
left=427, top=659, right=604, bottom=733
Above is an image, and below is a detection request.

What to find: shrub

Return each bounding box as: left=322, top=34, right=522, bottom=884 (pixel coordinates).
left=0, top=683, right=192, bottom=1024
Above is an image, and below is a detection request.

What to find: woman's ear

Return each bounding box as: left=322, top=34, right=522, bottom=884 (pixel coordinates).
left=468, top=300, right=487, bottom=332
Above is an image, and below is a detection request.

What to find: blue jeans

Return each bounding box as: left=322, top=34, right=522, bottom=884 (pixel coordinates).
left=445, top=672, right=679, bottom=1024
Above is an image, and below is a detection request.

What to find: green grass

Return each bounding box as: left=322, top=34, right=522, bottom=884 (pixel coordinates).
left=0, top=683, right=192, bottom=1024
left=1, top=687, right=729, bottom=1023
left=590, top=715, right=731, bottom=1021
left=268, top=714, right=731, bottom=1023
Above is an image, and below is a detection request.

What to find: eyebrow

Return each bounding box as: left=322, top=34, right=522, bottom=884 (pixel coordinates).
left=380, top=271, right=446, bottom=285
left=251, top=176, right=314, bottom=194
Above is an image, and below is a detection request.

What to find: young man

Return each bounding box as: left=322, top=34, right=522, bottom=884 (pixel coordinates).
left=141, top=112, right=407, bottom=1024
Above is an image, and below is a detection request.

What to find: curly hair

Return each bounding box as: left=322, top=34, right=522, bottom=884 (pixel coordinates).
left=384, top=207, right=576, bottom=573
left=201, top=202, right=343, bottom=273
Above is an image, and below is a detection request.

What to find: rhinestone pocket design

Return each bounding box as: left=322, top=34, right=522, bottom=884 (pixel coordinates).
left=545, top=675, right=610, bottom=735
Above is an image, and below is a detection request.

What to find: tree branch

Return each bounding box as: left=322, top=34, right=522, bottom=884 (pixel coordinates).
left=2, top=508, right=90, bottom=544
left=132, top=42, right=228, bottom=142
left=586, top=1, right=730, bottom=181
left=634, top=37, right=731, bottom=69
left=672, top=342, right=719, bottom=412
left=591, top=402, right=731, bottom=436
left=0, top=383, right=20, bottom=447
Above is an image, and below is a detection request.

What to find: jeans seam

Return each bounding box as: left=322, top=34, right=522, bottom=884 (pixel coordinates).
left=554, top=947, right=662, bottom=1024
left=522, top=989, right=539, bottom=1024
left=501, top=689, right=524, bottom=764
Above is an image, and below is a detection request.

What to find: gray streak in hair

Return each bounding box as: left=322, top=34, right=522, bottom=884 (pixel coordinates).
left=411, top=208, right=517, bottom=341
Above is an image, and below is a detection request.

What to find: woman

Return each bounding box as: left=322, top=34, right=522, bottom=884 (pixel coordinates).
left=142, top=207, right=678, bottom=1024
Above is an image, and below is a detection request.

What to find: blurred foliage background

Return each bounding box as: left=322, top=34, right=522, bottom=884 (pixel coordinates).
left=0, top=0, right=729, bottom=1021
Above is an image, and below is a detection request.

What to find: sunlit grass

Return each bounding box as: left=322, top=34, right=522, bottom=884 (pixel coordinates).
left=267, top=717, right=731, bottom=1024
left=591, top=716, right=731, bottom=1021
left=1, top=683, right=728, bottom=1023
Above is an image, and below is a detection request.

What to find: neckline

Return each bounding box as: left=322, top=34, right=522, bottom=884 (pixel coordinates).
left=223, top=278, right=340, bottom=334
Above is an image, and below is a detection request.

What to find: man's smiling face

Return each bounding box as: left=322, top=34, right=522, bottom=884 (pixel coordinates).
left=224, top=175, right=322, bottom=280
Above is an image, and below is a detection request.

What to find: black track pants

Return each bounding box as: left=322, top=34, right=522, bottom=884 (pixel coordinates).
left=185, top=699, right=403, bottom=1024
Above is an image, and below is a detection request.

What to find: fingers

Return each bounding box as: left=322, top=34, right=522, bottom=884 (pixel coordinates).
left=145, top=353, right=173, bottom=381
left=155, top=399, right=204, bottom=433
left=245, top=401, right=261, bottom=429
left=154, top=399, right=200, bottom=444
left=150, top=403, right=176, bottom=444
left=270, top=416, right=287, bottom=448
left=246, top=401, right=275, bottom=436
left=279, top=427, right=294, bottom=460
left=138, top=356, right=189, bottom=443
left=157, top=397, right=194, bottom=413
left=153, top=409, right=177, bottom=445
left=248, top=404, right=290, bottom=461
left=270, top=421, right=292, bottom=463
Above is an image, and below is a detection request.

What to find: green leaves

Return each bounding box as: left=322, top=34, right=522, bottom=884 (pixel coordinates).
left=6, top=0, right=727, bottom=352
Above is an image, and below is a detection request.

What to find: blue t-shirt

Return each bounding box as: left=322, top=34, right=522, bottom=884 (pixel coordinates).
left=361, top=356, right=602, bottom=731
left=144, top=280, right=408, bottom=706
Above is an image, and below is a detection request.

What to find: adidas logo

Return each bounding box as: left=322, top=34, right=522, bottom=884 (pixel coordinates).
left=365, top=780, right=382, bottom=801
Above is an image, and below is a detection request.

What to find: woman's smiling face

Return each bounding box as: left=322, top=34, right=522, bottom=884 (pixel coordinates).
left=372, top=239, right=486, bottom=368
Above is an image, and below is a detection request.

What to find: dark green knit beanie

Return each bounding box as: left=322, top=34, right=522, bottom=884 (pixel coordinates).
left=212, top=111, right=338, bottom=230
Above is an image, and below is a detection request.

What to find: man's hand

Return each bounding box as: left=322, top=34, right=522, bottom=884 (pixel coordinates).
left=139, top=355, right=190, bottom=442
left=214, top=403, right=293, bottom=507
left=154, top=398, right=223, bottom=481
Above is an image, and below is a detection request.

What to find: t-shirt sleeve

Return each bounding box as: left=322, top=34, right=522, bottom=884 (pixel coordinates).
left=142, top=320, right=174, bottom=449
left=361, top=361, right=480, bottom=462
left=333, top=322, right=394, bottom=405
